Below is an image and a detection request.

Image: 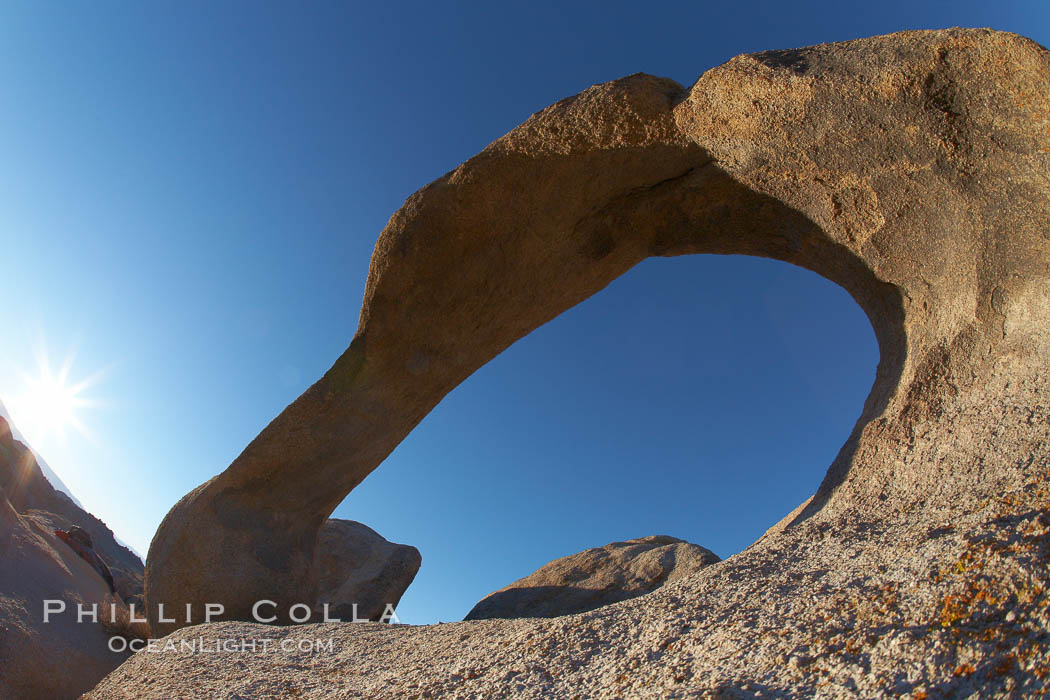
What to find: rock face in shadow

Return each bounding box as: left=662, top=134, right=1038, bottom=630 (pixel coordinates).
left=127, top=28, right=1050, bottom=696
left=0, top=416, right=138, bottom=699
left=0, top=416, right=145, bottom=607
left=465, top=536, right=720, bottom=620
left=315, top=519, right=420, bottom=622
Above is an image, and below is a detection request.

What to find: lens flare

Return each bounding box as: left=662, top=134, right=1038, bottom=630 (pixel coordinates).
left=6, top=346, right=103, bottom=449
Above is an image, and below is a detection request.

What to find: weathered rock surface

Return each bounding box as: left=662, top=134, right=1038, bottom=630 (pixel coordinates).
left=120, top=28, right=1050, bottom=696
left=0, top=416, right=145, bottom=606
left=0, top=416, right=137, bottom=699
left=466, top=536, right=720, bottom=620
left=315, top=518, right=420, bottom=622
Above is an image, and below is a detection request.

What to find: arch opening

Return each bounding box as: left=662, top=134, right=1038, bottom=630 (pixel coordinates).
left=337, top=250, right=886, bottom=623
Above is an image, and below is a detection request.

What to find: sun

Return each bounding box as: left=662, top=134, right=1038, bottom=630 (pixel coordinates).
left=6, top=348, right=102, bottom=450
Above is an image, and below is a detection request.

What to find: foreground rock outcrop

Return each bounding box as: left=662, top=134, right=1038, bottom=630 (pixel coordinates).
left=466, top=536, right=720, bottom=620
left=120, top=28, right=1050, bottom=696
left=315, top=519, right=420, bottom=622
left=0, top=416, right=142, bottom=699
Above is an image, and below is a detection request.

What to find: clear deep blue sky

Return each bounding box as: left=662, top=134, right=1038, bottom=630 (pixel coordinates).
left=0, top=2, right=1045, bottom=624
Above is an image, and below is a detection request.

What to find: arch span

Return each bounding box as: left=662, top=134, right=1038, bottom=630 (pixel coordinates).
left=145, top=30, right=1050, bottom=635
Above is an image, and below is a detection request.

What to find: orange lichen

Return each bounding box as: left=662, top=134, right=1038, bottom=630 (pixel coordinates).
left=939, top=593, right=971, bottom=628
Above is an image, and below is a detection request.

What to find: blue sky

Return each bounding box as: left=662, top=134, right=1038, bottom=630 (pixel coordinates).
left=0, top=2, right=1045, bottom=624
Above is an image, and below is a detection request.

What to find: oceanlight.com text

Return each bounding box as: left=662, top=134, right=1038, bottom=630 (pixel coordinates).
left=108, top=636, right=336, bottom=654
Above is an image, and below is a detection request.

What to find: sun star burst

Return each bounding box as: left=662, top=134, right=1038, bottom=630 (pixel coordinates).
left=6, top=345, right=104, bottom=449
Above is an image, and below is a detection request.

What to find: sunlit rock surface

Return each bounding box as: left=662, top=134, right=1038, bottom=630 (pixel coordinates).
left=465, top=536, right=720, bottom=620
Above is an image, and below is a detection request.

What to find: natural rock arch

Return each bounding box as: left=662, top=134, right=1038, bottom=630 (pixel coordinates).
left=145, top=28, right=1050, bottom=636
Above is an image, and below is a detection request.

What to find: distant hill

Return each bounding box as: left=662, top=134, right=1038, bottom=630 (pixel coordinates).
left=0, top=410, right=145, bottom=697
left=0, top=397, right=84, bottom=509
left=0, top=408, right=144, bottom=595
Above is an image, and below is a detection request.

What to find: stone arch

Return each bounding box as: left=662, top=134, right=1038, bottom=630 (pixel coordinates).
left=145, top=29, right=1050, bottom=635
